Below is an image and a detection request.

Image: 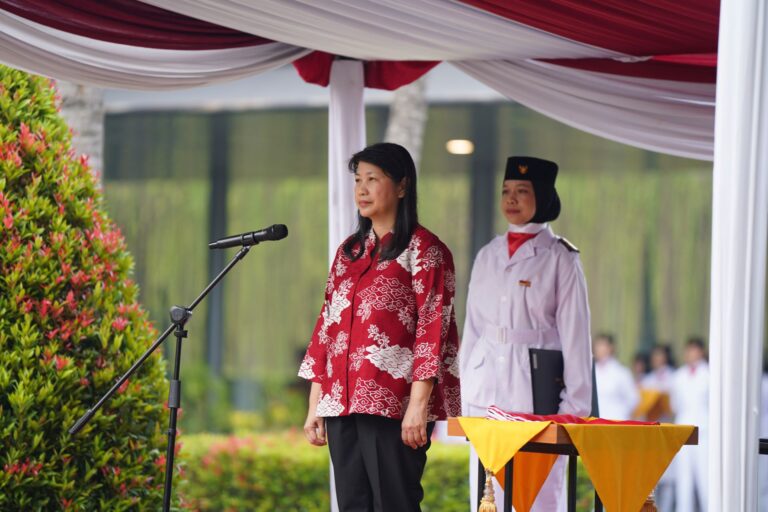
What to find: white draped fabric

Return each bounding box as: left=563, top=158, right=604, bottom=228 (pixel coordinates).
left=0, top=10, right=308, bottom=89
left=327, top=60, right=365, bottom=263
left=708, top=0, right=768, bottom=509
left=131, top=0, right=714, bottom=163
left=140, top=0, right=622, bottom=61
left=0, top=2, right=715, bottom=160
left=456, top=60, right=715, bottom=160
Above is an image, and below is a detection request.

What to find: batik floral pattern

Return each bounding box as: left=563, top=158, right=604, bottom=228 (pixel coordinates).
left=298, top=354, right=316, bottom=380
left=356, top=275, right=415, bottom=323
left=334, top=258, right=347, bottom=277
left=320, top=278, right=353, bottom=344
left=299, top=226, right=461, bottom=420
left=349, top=379, right=403, bottom=417
left=325, top=332, right=348, bottom=378
left=364, top=324, right=413, bottom=381
left=444, top=269, right=456, bottom=293
left=350, top=346, right=366, bottom=371
left=396, top=235, right=422, bottom=274
left=416, top=290, right=443, bottom=339
left=413, top=342, right=440, bottom=382
left=316, top=381, right=345, bottom=416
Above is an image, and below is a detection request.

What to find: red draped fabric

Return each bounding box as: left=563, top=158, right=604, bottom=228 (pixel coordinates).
left=0, top=0, right=268, bottom=49
left=293, top=51, right=439, bottom=91
left=458, top=0, right=719, bottom=55
left=0, top=0, right=720, bottom=87
left=652, top=53, right=718, bottom=67
left=1, top=0, right=435, bottom=89
left=0, top=0, right=721, bottom=156
left=461, top=0, right=719, bottom=84
left=486, top=406, right=659, bottom=425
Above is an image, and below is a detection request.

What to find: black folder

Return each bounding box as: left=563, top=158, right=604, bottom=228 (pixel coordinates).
left=529, top=348, right=565, bottom=415
left=529, top=348, right=600, bottom=416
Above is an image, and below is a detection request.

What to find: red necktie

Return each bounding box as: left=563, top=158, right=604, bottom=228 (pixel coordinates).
left=507, top=232, right=536, bottom=258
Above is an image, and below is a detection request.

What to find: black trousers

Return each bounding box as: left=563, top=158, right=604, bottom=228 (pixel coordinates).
left=326, top=414, right=435, bottom=512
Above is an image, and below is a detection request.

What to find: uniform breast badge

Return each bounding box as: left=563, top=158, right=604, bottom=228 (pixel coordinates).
left=518, top=280, right=531, bottom=287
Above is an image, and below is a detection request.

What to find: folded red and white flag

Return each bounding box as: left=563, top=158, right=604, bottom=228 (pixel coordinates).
left=485, top=405, right=658, bottom=425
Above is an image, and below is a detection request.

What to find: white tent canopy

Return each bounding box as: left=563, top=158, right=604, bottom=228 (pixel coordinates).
left=0, top=1, right=764, bottom=508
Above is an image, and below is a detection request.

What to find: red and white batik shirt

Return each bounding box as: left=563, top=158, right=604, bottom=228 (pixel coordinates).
left=299, top=225, right=461, bottom=421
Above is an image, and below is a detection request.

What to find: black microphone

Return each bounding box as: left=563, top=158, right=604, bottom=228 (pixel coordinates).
left=209, top=224, right=288, bottom=249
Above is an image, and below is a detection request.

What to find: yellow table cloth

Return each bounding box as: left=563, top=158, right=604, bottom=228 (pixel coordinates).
left=632, top=389, right=672, bottom=421
left=458, top=417, right=695, bottom=512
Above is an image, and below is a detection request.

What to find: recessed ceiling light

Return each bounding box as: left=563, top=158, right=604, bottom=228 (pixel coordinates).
left=446, top=139, right=474, bottom=155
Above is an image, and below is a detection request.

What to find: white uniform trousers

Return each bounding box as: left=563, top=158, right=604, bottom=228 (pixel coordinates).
left=466, top=404, right=565, bottom=511
left=675, top=442, right=708, bottom=512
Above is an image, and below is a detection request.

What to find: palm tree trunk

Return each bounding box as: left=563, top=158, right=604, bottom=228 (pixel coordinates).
left=57, top=81, right=105, bottom=183
left=384, top=77, right=428, bottom=170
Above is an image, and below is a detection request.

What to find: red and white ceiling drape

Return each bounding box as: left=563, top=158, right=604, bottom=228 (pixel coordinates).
left=0, top=0, right=717, bottom=160
left=3, top=2, right=765, bottom=510
left=0, top=2, right=308, bottom=88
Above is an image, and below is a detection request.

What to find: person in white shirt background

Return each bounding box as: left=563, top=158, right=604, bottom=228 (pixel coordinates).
left=642, top=344, right=676, bottom=393
left=671, top=337, right=709, bottom=512
left=632, top=351, right=650, bottom=386
left=593, top=334, right=640, bottom=421
left=641, top=344, right=677, bottom=511
left=460, top=156, right=592, bottom=511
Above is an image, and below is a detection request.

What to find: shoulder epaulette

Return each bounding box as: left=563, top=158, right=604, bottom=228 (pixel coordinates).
left=558, top=237, right=580, bottom=253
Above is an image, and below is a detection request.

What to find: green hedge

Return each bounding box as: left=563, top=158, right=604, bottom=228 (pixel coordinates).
left=178, top=431, right=598, bottom=511
left=178, top=431, right=469, bottom=512
left=0, top=67, right=167, bottom=509
left=178, top=431, right=329, bottom=512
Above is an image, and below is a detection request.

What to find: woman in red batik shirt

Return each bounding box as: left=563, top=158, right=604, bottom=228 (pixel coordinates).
left=299, top=142, right=461, bottom=512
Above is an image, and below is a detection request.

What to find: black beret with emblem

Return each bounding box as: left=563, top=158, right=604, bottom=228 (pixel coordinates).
left=504, top=156, right=561, bottom=223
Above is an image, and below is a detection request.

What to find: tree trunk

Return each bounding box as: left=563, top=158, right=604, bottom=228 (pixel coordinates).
left=384, top=77, right=428, bottom=170
left=57, top=81, right=105, bottom=182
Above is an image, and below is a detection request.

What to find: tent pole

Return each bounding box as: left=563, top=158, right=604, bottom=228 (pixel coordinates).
left=327, top=59, right=365, bottom=263
left=709, top=0, right=768, bottom=509
left=327, top=58, right=366, bottom=512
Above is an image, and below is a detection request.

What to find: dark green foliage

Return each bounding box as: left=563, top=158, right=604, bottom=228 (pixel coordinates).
left=178, top=433, right=472, bottom=512
left=179, top=433, right=599, bottom=511
left=0, top=66, right=167, bottom=509
left=420, top=442, right=471, bottom=511
left=178, top=432, right=330, bottom=512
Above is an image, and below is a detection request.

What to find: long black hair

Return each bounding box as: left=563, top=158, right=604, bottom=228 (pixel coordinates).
left=343, top=142, right=418, bottom=261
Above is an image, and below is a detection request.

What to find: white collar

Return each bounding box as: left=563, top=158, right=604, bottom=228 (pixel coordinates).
left=508, top=222, right=547, bottom=234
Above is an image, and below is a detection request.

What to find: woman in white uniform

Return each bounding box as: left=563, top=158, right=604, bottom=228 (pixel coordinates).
left=460, top=156, right=593, bottom=510
left=671, top=337, right=709, bottom=512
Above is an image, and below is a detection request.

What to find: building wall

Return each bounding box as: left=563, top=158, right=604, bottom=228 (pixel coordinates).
left=102, top=102, right=718, bottom=400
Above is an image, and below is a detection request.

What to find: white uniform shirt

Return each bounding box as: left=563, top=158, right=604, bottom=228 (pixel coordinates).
left=671, top=360, right=709, bottom=434
left=459, top=224, right=593, bottom=416
left=642, top=364, right=677, bottom=486
left=641, top=365, right=675, bottom=394
left=595, top=357, right=640, bottom=420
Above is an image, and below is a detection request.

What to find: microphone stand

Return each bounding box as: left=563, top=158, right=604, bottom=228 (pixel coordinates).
left=69, top=245, right=252, bottom=512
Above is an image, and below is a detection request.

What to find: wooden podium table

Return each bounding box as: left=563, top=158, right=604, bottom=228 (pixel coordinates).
left=447, top=418, right=698, bottom=512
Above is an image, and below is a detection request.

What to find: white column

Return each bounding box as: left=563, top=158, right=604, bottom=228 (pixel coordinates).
left=328, top=59, right=365, bottom=262
left=709, top=0, right=768, bottom=510
left=327, top=59, right=365, bottom=512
